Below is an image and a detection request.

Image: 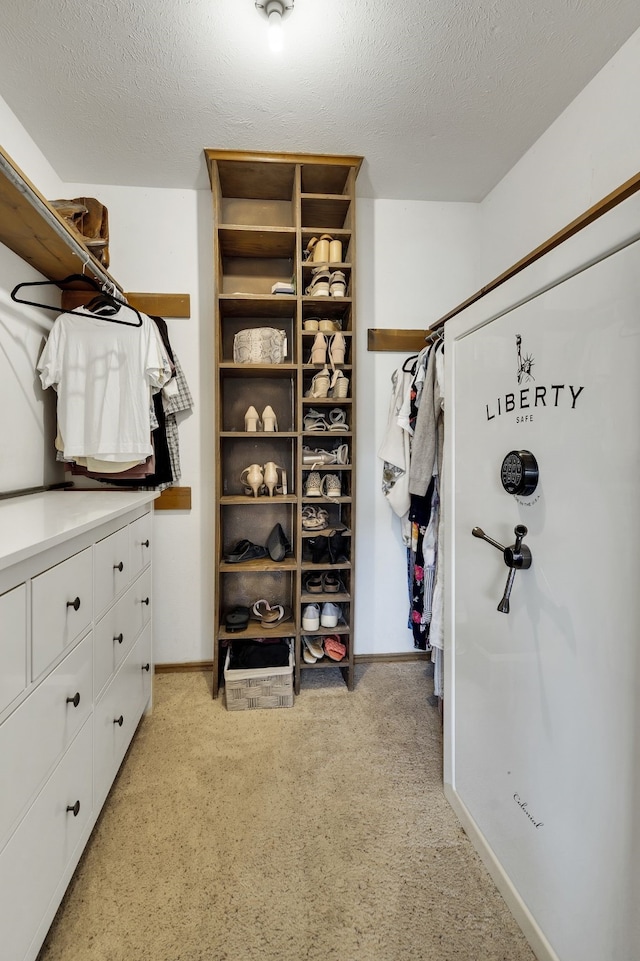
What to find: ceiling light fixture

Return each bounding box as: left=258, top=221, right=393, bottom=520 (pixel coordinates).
left=255, top=0, right=294, bottom=53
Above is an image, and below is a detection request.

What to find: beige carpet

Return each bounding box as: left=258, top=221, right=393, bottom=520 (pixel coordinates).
left=38, top=663, right=536, bottom=961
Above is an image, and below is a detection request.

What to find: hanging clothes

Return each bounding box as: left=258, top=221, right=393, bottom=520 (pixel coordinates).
left=379, top=333, right=445, bottom=663
left=377, top=363, right=415, bottom=538
left=37, top=305, right=171, bottom=463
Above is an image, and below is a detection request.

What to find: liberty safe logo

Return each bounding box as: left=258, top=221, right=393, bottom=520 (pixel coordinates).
left=485, top=333, right=584, bottom=423
left=516, top=334, right=534, bottom=384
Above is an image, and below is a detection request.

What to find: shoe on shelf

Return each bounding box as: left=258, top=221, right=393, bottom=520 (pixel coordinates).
left=303, top=317, right=321, bottom=331
left=329, top=332, right=346, bottom=366
left=244, top=405, right=260, bottom=431
left=304, top=573, right=324, bottom=593
left=305, top=366, right=331, bottom=399
left=313, top=234, right=333, bottom=263
left=309, top=331, right=328, bottom=365
left=329, top=270, right=347, bottom=297
left=320, top=473, right=341, bottom=498
left=240, top=463, right=264, bottom=497
left=302, top=639, right=318, bottom=664
left=329, top=239, right=343, bottom=264
left=223, top=540, right=268, bottom=563
left=224, top=605, right=250, bottom=632
left=328, top=530, right=349, bottom=564
left=327, top=408, right=348, bottom=431
left=303, top=635, right=324, bottom=659
left=321, top=601, right=341, bottom=628
left=304, top=471, right=322, bottom=497
left=263, top=462, right=284, bottom=497
left=261, top=405, right=278, bottom=431
left=322, top=573, right=344, bottom=593
left=306, top=266, right=331, bottom=297
left=324, top=634, right=347, bottom=661
left=266, top=522, right=291, bottom=561
left=304, top=236, right=319, bottom=261
left=307, top=534, right=329, bottom=564
left=252, top=598, right=285, bottom=625
left=303, top=408, right=329, bottom=432
left=318, top=317, right=342, bottom=333
left=302, top=603, right=321, bottom=631
left=329, top=370, right=349, bottom=398
left=302, top=505, right=329, bottom=530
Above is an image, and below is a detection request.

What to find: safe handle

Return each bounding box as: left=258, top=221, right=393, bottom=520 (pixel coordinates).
left=472, top=525, right=532, bottom=614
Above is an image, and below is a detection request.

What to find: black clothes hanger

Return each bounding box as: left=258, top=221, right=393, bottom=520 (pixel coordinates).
left=82, top=291, right=143, bottom=327
left=402, top=353, right=419, bottom=372
left=10, top=274, right=143, bottom=327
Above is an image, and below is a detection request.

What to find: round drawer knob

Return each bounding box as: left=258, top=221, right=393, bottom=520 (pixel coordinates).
left=141, top=663, right=150, bottom=672
left=66, top=692, right=81, bottom=708
left=114, top=633, right=124, bottom=644
left=141, top=597, right=150, bottom=606
left=141, top=539, right=150, bottom=548
left=66, top=800, right=81, bottom=817
left=66, top=597, right=81, bottom=612
left=113, top=561, right=124, bottom=572
left=114, top=715, right=124, bottom=727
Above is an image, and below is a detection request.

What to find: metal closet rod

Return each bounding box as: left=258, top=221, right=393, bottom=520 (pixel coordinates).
left=0, top=151, right=125, bottom=300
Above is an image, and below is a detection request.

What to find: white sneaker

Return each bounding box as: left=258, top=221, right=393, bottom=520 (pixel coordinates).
left=302, top=603, right=320, bottom=631
left=320, top=602, right=340, bottom=628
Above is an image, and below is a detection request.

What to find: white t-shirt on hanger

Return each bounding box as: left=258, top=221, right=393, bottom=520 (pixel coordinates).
left=38, top=307, right=171, bottom=462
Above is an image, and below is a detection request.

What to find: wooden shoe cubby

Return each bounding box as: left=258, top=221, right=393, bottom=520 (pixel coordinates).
left=206, top=149, right=362, bottom=698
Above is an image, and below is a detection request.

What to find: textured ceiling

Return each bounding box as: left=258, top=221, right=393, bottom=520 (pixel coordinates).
left=0, top=0, right=639, bottom=201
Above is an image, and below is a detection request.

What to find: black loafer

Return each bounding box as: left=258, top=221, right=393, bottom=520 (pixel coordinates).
left=266, top=523, right=291, bottom=562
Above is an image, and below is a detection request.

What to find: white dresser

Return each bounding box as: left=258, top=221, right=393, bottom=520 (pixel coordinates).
left=0, top=490, right=157, bottom=961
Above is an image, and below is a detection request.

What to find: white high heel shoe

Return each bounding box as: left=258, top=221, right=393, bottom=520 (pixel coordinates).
left=240, top=464, right=264, bottom=498
left=263, top=461, right=284, bottom=497
left=244, top=406, right=260, bottom=431
left=261, top=405, right=278, bottom=431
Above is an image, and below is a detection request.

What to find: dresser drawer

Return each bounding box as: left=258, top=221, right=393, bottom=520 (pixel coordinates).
left=94, top=623, right=151, bottom=806
left=94, top=573, right=149, bottom=697
left=0, top=716, right=92, bottom=961
left=0, top=584, right=26, bottom=715
left=0, top=631, right=92, bottom=849
left=94, top=525, right=130, bottom=618
left=32, top=547, right=93, bottom=679
left=128, top=512, right=152, bottom=578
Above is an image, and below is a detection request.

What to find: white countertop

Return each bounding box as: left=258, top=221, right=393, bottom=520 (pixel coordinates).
left=0, top=490, right=158, bottom=571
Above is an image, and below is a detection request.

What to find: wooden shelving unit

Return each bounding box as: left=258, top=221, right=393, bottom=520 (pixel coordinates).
left=206, top=149, right=362, bottom=698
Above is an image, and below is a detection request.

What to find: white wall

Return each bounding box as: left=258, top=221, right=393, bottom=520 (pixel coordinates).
left=60, top=181, right=215, bottom=665
left=479, top=28, right=640, bottom=282
left=0, top=94, right=65, bottom=495
left=355, top=198, right=479, bottom=654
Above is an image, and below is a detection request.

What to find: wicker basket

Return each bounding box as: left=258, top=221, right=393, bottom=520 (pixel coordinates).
left=224, top=641, right=294, bottom=711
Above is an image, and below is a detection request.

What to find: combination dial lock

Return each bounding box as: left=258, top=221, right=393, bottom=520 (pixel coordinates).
left=500, top=450, right=539, bottom=496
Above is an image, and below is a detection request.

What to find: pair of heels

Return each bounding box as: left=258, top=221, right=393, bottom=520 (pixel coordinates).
left=304, top=234, right=343, bottom=264
left=305, top=266, right=347, bottom=298
left=240, top=462, right=287, bottom=497
left=308, top=332, right=346, bottom=366
left=305, top=368, right=349, bottom=399
left=244, top=405, right=277, bottom=432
